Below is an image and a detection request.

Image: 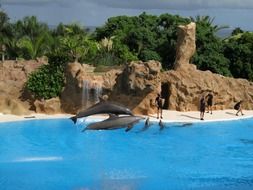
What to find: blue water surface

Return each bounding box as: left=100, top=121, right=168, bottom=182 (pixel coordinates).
left=0, top=118, right=253, bottom=190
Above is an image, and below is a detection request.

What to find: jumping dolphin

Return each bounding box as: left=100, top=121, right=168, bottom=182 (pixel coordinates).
left=82, top=114, right=144, bottom=132
left=70, top=101, right=133, bottom=124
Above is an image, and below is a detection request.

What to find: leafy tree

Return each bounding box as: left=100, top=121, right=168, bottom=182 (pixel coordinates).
left=0, top=9, right=13, bottom=61
left=14, top=16, right=49, bottom=40
left=52, top=23, right=89, bottom=37
left=17, top=33, right=53, bottom=59
left=8, top=16, right=53, bottom=60
left=231, top=27, right=244, bottom=36
left=57, top=25, right=98, bottom=63
left=223, top=32, right=253, bottom=80
left=191, top=15, right=231, bottom=76
left=156, top=13, right=190, bottom=69
left=95, top=12, right=189, bottom=67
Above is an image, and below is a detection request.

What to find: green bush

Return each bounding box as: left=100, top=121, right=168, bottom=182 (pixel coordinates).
left=26, top=54, right=68, bottom=99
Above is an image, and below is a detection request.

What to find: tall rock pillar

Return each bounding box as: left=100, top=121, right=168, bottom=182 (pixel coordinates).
left=174, top=22, right=196, bottom=70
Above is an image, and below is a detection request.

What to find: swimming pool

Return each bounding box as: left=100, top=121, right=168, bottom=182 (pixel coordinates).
left=0, top=118, right=253, bottom=190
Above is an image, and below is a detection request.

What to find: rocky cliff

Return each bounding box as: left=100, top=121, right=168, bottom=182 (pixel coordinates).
left=161, top=21, right=253, bottom=111
left=161, top=68, right=253, bottom=111
left=108, top=60, right=162, bottom=114
left=0, top=60, right=45, bottom=115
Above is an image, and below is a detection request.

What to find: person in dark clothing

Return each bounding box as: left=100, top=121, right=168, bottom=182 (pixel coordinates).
left=200, top=96, right=206, bottom=120
left=234, top=100, right=244, bottom=116
left=155, top=93, right=163, bottom=119
left=206, top=93, right=213, bottom=114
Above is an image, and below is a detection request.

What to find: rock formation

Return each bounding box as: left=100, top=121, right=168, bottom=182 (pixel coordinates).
left=161, top=69, right=253, bottom=111
left=161, top=22, right=253, bottom=111
left=174, top=22, right=196, bottom=70
left=1, top=22, right=253, bottom=115
left=108, top=60, right=162, bottom=114
left=60, top=62, right=115, bottom=113
left=0, top=60, right=46, bottom=115
left=34, top=97, right=62, bottom=114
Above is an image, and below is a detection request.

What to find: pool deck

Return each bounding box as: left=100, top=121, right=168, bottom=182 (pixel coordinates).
left=1, top=109, right=253, bottom=123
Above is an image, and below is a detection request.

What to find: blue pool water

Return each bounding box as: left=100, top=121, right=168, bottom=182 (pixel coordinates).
left=1, top=118, right=253, bottom=190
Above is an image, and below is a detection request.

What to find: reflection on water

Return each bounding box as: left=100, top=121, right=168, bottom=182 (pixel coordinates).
left=240, top=139, right=253, bottom=145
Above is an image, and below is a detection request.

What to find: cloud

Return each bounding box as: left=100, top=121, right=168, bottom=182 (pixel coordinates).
left=2, top=0, right=253, bottom=9
left=84, top=0, right=253, bottom=10
left=0, top=0, right=70, bottom=6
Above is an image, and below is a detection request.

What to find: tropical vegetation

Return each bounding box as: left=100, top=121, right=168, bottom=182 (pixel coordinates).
left=1, top=8, right=253, bottom=99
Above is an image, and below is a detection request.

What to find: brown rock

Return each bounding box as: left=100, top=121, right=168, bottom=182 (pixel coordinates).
left=109, top=60, right=162, bottom=115
left=174, top=22, right=196, bottom=70
left=161, top=69, right=253, bottom=111
left=61, top=62, right=104, bottom=113
left=0, top=96, right=30, bottom=115
left=0, top=60, right=45, bottom=115
left=34, top=97, right=62, bottom=114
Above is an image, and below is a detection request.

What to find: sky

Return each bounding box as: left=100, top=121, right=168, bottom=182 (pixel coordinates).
left=1, top=0, right=253, bottom=31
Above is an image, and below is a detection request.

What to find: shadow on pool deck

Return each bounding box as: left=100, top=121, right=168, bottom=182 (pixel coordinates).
left=180, top=114, right=199, bottom=120
left=225, top=112, right=237, bottom=116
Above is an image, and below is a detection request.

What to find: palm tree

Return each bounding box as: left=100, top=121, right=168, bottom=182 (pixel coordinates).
left=190, top=15, right=229, bottom=33
left=15, top=16, right=49, bottom=41
left=0, top=10, right=13, bottom=61
left=17, top=33, right=53, bottom=59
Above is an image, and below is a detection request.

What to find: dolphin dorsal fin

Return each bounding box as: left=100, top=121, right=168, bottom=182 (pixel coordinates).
left=108, top=114, right=118, bottom=119
left=99, top=97, right=105, bottom=102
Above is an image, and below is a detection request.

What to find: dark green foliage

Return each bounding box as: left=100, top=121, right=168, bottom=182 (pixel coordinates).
left=95, top=12, right=190, bottom=69
left=223, top=32, right=253, bottom=80
left=26, top=54, right=68, bottom=99
left=93, top=51, right=122, bottom=66
left=139, top=49, right=161, bottom=62
left=231, top=27, right=244, bottom=36
left=191, top=16, right=231, bottom=76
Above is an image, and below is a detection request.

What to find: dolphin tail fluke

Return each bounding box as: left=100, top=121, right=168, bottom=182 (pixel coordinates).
left=81, top=127, right=88, bottom=132
left=70, top=116, right=77, bottom=124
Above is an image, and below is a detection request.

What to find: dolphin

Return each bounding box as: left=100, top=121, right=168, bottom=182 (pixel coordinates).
left=82, top=114, right=144, bottom=132
left=70, top=101, right=133, bottom=124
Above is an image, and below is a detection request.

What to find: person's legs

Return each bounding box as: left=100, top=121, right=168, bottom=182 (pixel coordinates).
left=210, top=105, right=212, bottom=114
left=160, top=108, right=163, bottom=119
left=157, top=107, right=159, bottom=119
left=206, top=106, right=209, bottom=113
left=240, top=108, right=244, bottom=115
left=200, top=111, right=204, bottom=120
left=236, top=109, right=240, bottom=116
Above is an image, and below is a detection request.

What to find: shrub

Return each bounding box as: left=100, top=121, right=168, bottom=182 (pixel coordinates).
left=26, top=54, right=68, bottom=99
